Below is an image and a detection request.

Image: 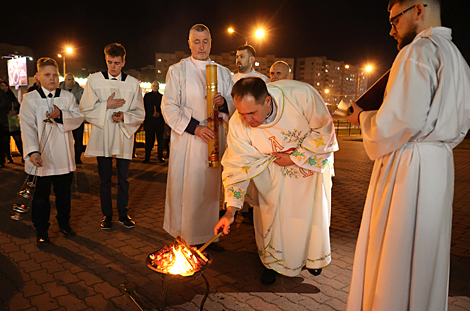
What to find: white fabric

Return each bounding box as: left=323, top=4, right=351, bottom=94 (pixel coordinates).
left=232, top=68, right=271, bottom=84
left=20, top=89, right=84, bottom=176
left=347, top=27, right=470, bottom=311
left=222, top=80, right=338, bottom=276
left=162, top=57, right=235, bottom=245
left=79, top=72, right=145, bottom=160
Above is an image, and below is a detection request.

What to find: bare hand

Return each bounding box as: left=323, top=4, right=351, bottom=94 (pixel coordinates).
left=214, top=206, right=237, bottom=235
left=273, top=152, right=295, bottom=167
left=107, top=92, right=125, bottom=109
left=347, top=100, right=363, bottom=126
left=194, top=125, right=215, bottom=143
left=213, top=93, right=225, bottom=107
left=112, top=111, right=124, bottom=123
left=30, top=153, right=43, bottom=167
left=46, top=104, right=60, bottom=119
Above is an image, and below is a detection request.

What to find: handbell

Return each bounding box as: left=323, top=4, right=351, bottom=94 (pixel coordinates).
left=11, top=204, right=30, bottom=221
left=18, top=189, right=31, bottom=199
left=334, top=100, right=353, bottom=117
left=27, top=181, right=35, bottom=188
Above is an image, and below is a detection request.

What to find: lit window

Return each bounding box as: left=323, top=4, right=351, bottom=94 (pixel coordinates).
left=325, top=70, right=328, bottom=72
left=157, top=70, right=161, bottom=73
left=316, top=83, right=320, bottom=86
left=158, top=59, right=162, bottom=62
left=255, top=62, right=259, bottom=66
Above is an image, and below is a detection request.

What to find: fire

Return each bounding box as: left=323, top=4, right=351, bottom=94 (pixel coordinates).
left=149, top=244, right=203, bottom=277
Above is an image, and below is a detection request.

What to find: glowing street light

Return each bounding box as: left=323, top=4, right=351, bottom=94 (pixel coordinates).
left=228, top=27, right=265, bottom=45
left=324, top=89, right=330, bottom=94
left=58, top=47, right=73, bottom=76
left=366, top=65, right=373, bottom=72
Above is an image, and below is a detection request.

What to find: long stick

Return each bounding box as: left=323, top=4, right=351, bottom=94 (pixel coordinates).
left=197, top=232, right=223, bottom=253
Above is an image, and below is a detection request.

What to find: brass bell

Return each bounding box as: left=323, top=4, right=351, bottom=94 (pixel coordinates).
left=18, top=189, right=31, bottom=199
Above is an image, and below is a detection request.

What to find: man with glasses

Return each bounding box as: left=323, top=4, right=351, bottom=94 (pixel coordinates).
left=347, top=1, right=470, bottom=310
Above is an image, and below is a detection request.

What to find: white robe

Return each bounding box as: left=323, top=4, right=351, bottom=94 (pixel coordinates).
left=79, top=72, right=145, bottom=160
left=232, top=68, right=271, bottom=84
left=162, top=57, right=235, bottom=245
left=347, top=27, right=470, bottom=311
left=20, top=89, right=84, bottom=176
left=222, top=80, right=338, bottom=276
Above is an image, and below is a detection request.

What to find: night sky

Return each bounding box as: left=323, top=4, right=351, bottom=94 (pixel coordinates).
left=4, top=0, right=469, bottom=81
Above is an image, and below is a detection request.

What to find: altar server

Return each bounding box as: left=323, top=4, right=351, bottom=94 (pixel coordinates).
left=80, top=43, right=145, bottom=230
left=20, top=57, right=84, bottom=244
left=346, top=1, right=470, bottom=310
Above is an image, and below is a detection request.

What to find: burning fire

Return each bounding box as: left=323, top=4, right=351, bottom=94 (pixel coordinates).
left=149, top=244, right=206, bottom=277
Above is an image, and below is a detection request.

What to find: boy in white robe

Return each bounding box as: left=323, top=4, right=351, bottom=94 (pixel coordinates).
left=80, top=43, right=145, bottom=230
left=346, top=1, right=470, bottom=310
left=20, top=57, right=84, bottom=245
left=215, top=77, right=338, bottom=284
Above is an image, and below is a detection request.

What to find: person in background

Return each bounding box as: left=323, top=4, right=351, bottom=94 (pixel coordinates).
left=0, top=79, right=23, bottom=163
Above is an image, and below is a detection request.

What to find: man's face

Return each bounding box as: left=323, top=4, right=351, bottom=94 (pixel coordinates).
left=235, top=94, right=272, bottom=127
left=236, top=50, right=253, bottom=73
left=106, top=55, right=125, bottom=77
left=270, top=64, right=289, bottom=82
left=389, top=3, right=419, bottom=50
left=65, top=74, right=75, bottom=89
left=151, top=82, right=159, bottom=92
left=188, top=30, right=211, bottom=61
left=37, top=65, right=59, bottom=91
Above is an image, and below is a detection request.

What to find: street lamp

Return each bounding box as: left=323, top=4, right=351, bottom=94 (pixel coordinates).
left=58, top=47, right=73, bottom=76
left=227, top=27, right=265, bottom=45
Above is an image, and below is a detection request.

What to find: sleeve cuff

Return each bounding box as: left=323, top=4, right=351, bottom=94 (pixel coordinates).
left=218, top=98, right=229, bottom=114
left=185, top=117, right=200, bottom=135
left=54, top=110, right=63, bottom=124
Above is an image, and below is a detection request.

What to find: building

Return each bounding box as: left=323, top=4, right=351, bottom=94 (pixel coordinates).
left=154, top=51, right=295, bottom=83
left=295, top=56, right=369, bottom=105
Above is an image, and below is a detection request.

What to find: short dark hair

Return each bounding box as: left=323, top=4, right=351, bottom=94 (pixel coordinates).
left=104, top=43, right=126, bottom=60
left=189, top=24, right=211, bottom=38
left=37, top=57, right=58, bottom=71
left=0, top=79, right=9, bottom=87
left=236, top=45, right=256, bottom=57
left=388, top=0, right=441, bottom=11
left=232, top=77, right=269, bottom=104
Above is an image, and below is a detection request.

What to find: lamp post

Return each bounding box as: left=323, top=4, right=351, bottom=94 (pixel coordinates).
left=58, top=47, right=73, bottom=76
left=227, top=28, right=265, bottom=45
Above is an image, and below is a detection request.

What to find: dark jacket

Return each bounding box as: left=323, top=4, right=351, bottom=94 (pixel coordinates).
left=143, top=91, right=164, bottom=130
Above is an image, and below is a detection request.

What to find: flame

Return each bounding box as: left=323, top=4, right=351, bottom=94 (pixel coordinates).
left=168, top=246, right=195, bottom=275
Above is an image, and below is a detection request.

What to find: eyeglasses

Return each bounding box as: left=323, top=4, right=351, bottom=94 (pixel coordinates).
left=390, top=4, right=427, bottom=29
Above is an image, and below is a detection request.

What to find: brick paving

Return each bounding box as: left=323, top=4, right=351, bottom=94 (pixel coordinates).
left=0, top=136, right=469, bottom=310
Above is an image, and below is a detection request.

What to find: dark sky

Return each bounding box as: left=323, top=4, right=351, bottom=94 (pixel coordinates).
left=4, top=0, right=469, bottom=81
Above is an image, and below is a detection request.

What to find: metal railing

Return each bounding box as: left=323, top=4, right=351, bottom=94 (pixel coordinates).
left=334, top=120, right=362, bottom=136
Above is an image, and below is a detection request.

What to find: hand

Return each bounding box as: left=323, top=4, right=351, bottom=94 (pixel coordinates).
left=46, top=104, right=60, bottom=119
left=8, top=110, right=17, bottom=116
left=273, top=152, right=295, bottom=167
left=112, top=111, right=124, bottom=123
left=213, top=93, right=225, bottom=107
left=214, top=206, right=237, bottom=235
left=194, top=125, right=215, bottom=143
left=347, top=100, right=363, bottom=126
left=30, top=153, right=43, bottom=167
left=107, top=92, right=126, bottom=109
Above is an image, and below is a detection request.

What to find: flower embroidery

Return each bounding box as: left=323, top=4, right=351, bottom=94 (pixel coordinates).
left=307, top=157, right=317, bottom=166
left=313, top=136, right=326, bottom=148
left=227, top=187, right=245, bottom=200
left=291, top=148, right=305, bottom=161
left=281, top=167, right=298, bottom=179
left=281, top=129, right=303, bottom=143
left=241, top=166, right=251, bottom=174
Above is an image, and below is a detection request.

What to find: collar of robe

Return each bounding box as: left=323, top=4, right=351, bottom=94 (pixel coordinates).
left=101, top=71, right=128, bottom=81
left=37, top=88, right=61, bottom=99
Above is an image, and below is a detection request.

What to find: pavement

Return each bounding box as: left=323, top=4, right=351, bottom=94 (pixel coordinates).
left=0, top=136, right=469, bottom=311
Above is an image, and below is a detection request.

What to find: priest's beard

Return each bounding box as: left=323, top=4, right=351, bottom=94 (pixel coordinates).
left=397, top=25, right=418, bottom=50
left=237, top=63, right=250, bottom=73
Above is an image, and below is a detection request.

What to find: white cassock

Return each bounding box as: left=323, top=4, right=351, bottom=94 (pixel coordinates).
left=79, top=71, right=145, bottom=160
left=222, top=80, right=338, bottom=276
left=162, top=56, right=235, bottom=245
left=232, top=69, right=271, bottom=84
left=347, top=27, right=470, bottom=311
left=20, top=88, right=84, bottom=176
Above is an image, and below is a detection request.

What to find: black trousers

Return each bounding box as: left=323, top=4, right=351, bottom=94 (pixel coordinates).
left=97, top=157, right=130, bottom=218
left=144, top=126, right=164, bottom=160
left=72, top=123, right=84, bottom=161
left=0, top=126, right=5, bottom=165
left=32, top=172, right=74, bottom=233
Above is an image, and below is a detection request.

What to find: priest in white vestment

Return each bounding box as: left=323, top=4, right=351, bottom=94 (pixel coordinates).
left=347, top=1, right=470, bottom=310
left=80, top=43, right=145, bottom=229
left=215, top=77, right=338, bottom=284
left=21, top=57, right=84, bottom=244
left=162, top=24, right=235, bottom=247
left=232, top=45, right=270, bottom=84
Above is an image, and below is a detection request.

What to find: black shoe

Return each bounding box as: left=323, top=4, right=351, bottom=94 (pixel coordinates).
left=158, top=158, right=165, bottom=163
left=59, top=226, right=76, bottom=237
left=142, top=159, right=150, bottom=163
left=261, top=268, right=277, bottom=285
left=8, top=158, right=13, bottom=163
left=119, top=216, right=135, bottom=228
left=308, top=268, right=322, bottom=276
left=101, top=216, right=112, bottom=229
left=36, top=233, right=50, bottom=245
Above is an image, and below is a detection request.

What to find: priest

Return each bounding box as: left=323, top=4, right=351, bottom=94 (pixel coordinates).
left=161, top=24, right=235, bottom=248
left=346, top=0, right=470, bottom=310
left=215, top=77, right=338, bottom=284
